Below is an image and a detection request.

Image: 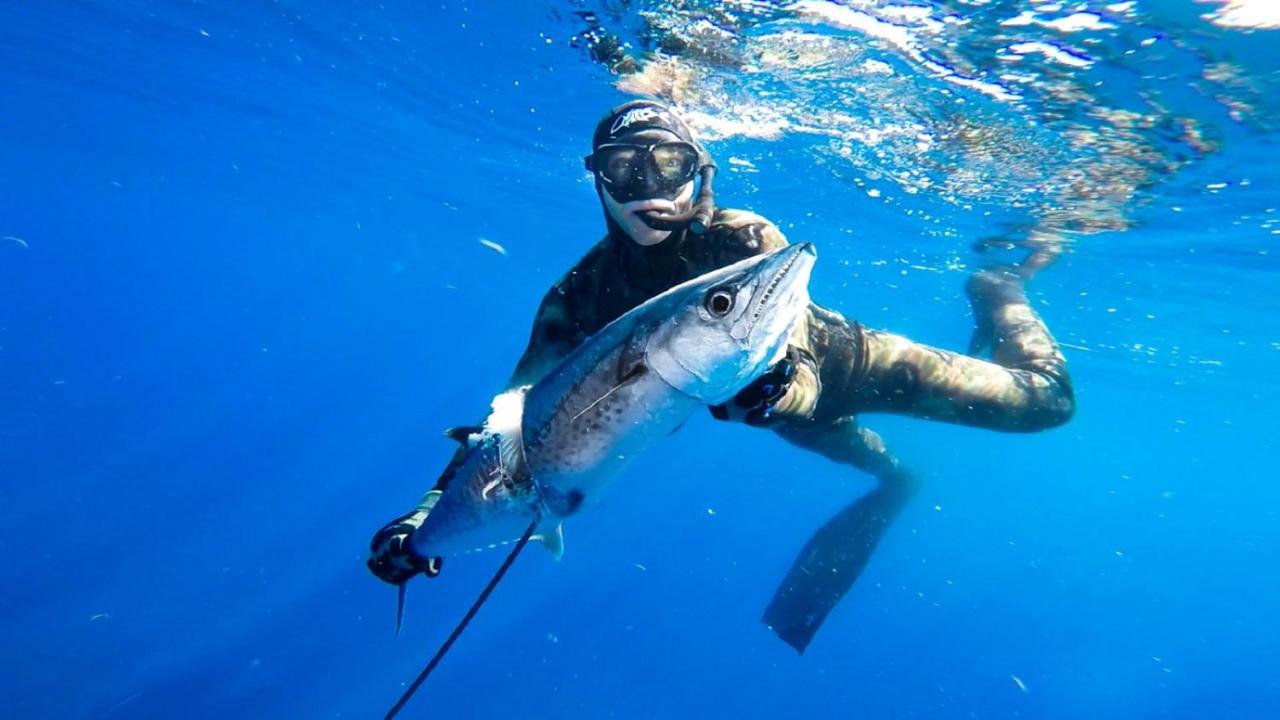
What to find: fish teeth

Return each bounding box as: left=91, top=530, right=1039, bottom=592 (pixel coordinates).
left=748, top=249, right=801, bottom=328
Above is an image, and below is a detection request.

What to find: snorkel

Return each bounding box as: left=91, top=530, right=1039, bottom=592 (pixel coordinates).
left=588, top=100, right=718, bottom=237
left=639, top=163, right=717, bottom=234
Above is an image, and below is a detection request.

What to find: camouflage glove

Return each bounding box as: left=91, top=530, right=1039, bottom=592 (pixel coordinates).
left=965, top=266, right=1028, bottom=356
left=710, top=347, right=800, bottom=427
left=366, top=492, right=443, bottom=585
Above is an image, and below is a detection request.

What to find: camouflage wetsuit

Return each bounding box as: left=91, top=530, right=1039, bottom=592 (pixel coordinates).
left=501, top=207, right=1073, bottom=651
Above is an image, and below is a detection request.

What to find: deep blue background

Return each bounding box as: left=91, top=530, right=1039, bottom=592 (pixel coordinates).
left=1, top=2, right=1277, bottom=718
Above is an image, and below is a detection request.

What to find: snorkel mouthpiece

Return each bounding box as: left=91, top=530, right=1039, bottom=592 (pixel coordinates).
left=638, top=164, right=717, bottom=234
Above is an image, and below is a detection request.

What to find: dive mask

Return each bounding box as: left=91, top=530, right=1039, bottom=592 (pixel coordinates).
left=586, top=141, right=700, bottom=202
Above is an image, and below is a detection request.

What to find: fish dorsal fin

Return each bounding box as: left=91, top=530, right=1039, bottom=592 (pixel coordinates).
left=444, top=426, right=484, bottom=446
left=534, top=523, right=565, bottom=561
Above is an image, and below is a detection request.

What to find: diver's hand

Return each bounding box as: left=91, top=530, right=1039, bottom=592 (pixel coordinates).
left=366, top=499, right=442, bottom=585
left=965, top=266, right=1028, bottom=356
left=367, top=515, right=427, bottom=585
left=710, top=348, right=799, bottom=427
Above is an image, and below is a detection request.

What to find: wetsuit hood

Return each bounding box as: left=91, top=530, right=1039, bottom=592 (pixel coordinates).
left=592, top=100, right=706, bottom=155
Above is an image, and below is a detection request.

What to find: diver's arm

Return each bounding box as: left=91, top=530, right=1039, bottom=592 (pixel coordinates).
left=852, top=272, right=1074, bottom=431
left=505, top=241, right=614, bottom=389
left=770, top=337, right=820, bottom=421
left=707, top=209, right=793, bottom=259
left=506, top=283, right=587, bottom=389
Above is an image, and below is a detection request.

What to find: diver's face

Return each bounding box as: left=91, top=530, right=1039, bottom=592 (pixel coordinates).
left=597, top=128, right=695, bottom=246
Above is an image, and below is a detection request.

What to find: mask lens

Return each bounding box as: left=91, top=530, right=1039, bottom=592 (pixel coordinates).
left=651, top=143, right=698, bottom=183
left=594, top=142, right=699, bottom=202
left=598, top=146, right=642, bottom=186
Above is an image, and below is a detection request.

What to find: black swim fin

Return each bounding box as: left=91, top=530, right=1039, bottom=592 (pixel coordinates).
left=762, top=479, right=915, bottom=653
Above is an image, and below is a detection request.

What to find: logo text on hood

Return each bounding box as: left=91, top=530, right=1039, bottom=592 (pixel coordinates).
left=610, top=106, right=665, bottom=135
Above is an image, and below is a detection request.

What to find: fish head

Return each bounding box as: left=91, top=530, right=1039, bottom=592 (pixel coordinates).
left=644, top=243, right=815, bottom=404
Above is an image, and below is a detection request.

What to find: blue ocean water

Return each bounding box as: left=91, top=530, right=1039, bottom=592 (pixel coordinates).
left=2, top=1, right=1278, bottom=718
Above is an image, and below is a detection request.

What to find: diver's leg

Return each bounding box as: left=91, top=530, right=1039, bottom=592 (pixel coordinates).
left=763, top=418, right=920, bottom=653
left=972, top=228, right=1064, bottom=280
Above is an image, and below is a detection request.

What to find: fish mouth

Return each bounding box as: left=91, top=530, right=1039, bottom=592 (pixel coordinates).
left=741, top=243, right=816, bottom=338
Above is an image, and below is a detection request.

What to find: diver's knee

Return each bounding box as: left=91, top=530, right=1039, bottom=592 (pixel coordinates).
left=881, top=466, right=922, bottom=501
left=1026, top=391, right=1075, bottom=430
left=1051, top=393, right=1076, bottom=427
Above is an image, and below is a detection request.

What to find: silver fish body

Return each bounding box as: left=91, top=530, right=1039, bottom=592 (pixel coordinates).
left=410, top=243, right=816, bottom=560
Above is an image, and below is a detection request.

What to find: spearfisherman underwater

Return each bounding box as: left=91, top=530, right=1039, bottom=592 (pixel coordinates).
left=370, top=99, right=1074, bottom=655
left=9, top=3, right=1279, bottom=718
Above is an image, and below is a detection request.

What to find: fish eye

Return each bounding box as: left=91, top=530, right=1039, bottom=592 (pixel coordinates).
left=705, top=287, right=735, bottom=317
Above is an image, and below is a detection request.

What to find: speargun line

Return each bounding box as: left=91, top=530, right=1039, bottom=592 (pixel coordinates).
left=384, top=518, right=538, bottom=719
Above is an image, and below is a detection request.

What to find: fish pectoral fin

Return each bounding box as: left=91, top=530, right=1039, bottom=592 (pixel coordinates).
left=532, top=523, right=565, bottom=561
left=444, top=425, right=485, bottom=445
